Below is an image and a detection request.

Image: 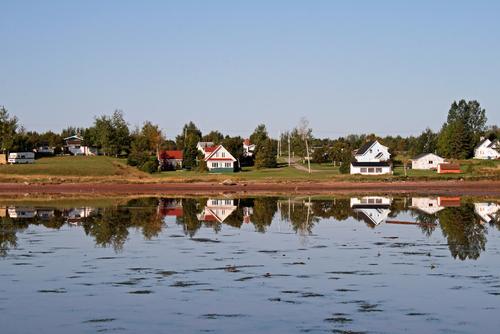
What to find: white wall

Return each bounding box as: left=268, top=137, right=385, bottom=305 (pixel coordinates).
left=350, top=165, right=392, bottom=175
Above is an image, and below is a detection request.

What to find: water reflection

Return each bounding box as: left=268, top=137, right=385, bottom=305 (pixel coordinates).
left=1, top=196, right=499, bottom=260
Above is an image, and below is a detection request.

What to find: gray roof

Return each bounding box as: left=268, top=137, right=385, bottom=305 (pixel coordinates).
left=412, top=152, right=442, bottom=160
left=356, top=140, right=376, bottom=156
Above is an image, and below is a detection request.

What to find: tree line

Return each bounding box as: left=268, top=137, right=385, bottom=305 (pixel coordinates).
left=0, top=99, right=498, bottom=173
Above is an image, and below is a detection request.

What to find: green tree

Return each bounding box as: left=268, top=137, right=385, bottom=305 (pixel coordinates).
left=0, top=106, right=18, bottom=152
left=437, top=100, right=487, bottom=158
left=249, top=124, right=269, bottom=149
left=202, top=130, right=224, bottom=144
left=255, top=139, right=277, bottom=168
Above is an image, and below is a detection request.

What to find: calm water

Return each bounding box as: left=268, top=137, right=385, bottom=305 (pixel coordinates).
left=1, top=196, right=500, bottom=333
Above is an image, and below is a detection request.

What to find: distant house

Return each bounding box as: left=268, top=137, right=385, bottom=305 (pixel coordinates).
left=243, top=139, right=256, bottom=157
left=158, top=150, right=183, bottom=170
left=437, top=163, right=461, bottom=174
left=474, top=138, right=500, bottom=160
left=350, top=196, right=392, bottom=227
left=204, top=145, right=237, bottom=172
left=35, top=145, right=55, bottom=155
left=197, top=199, right=237, bottom=223
left=351, top=140, right=392, bottom=175
left=157, top=199, right=184, bottom=218
left=64, top=135, right=97, bottom=156
left=474, top=202, right=499, bottom=224
left=411, top=153, right=445, bottom=170
left=411, top=197, right=444, bottom=215
left=197, top=142, right=214, bottom=156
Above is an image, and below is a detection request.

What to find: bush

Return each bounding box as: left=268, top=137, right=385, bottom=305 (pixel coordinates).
left=139, top=157, right=159, bottom=174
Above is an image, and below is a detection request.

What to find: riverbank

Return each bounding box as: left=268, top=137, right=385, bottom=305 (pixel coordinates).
left=1, top=180, right=499, bottom=196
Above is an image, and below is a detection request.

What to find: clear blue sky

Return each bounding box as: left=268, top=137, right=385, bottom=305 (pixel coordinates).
left=1, top=0, right=499, bottom=139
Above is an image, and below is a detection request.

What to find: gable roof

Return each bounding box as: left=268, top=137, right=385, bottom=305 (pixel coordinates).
left=204, top=145, right=236, bottom=161
left=64, top=135, right=83, bottom=141
left=356, top=140, right=376, bottom=156
left=412, top=152, right=443, bottom=160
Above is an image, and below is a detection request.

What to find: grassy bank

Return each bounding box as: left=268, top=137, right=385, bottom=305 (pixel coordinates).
left=0, top=156, right=149, bottom=183
left=0, top=156, right=498, bottom=183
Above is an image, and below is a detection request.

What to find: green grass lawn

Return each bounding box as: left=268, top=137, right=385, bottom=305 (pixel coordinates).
left=156, top=159, right=500, bottom=182
left=0, top=156, right=142, bottom=177
left=1, top=155, right=498, bottom=183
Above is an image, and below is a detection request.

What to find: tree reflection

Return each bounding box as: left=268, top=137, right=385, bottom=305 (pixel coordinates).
left=438, top=204, right=486, bottom=260
left=0, top=197, right=498, bottom=260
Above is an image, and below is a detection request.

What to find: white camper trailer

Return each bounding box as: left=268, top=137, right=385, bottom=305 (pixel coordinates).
left=8, top=152, right=35, bottom=164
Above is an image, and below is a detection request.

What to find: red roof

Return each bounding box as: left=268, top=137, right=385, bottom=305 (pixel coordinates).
left=159, top=150, right=183, bottom=160
left=243, top=139, right=251, bottom=146
left=204, top=146, right=218, bottom=153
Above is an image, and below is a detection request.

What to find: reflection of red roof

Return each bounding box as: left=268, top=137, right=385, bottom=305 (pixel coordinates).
left=201, top=214, right=217, bottom=222
left=159, top=150, right=183, bottom=160
left=438, top=197, right=461, bottom=207
left=159, top=207, right=184, bottom=217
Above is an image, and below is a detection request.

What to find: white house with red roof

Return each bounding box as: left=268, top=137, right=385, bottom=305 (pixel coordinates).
left=197, top=199, right=237, bottom=223
left=204, top=145, right=236, bottom=172
left=158, top=150, right=183, bottom=170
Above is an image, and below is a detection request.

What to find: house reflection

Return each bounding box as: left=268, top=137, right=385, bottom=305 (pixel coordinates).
left=350, top=196, right=392, bottom=227
left=0, top=196, right=498, bottom=260
left=197, top=199, right=237, bottom=223
left=474, top=202, right=499, bottom=224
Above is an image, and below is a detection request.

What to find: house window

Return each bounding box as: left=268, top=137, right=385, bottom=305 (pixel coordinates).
left=222, top=152, right=225, bottom=158
left=375, top=168, right=382, bottom=173
left=212, top=162, right=218, bottom=168
left=360, top=168, right=367, bottom=173
left=225, top=162, right=232, bottom=168
left=368, top=168, right=375, bottom=173
left=376, top=198, right=382, bottom=204
left=428, top=160, right=433, bottom=164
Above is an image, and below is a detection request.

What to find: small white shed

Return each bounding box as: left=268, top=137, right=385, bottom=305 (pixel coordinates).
left=411, top=153, right=444, bottom=170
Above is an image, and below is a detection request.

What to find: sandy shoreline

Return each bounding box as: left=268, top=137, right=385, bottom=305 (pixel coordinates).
left=0, top=180, right=499, bottom=196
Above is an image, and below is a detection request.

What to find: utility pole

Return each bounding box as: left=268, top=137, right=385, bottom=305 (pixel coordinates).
left=305, top=137, right=311, bottom=174
left=288, top=134, right=291, bottom=167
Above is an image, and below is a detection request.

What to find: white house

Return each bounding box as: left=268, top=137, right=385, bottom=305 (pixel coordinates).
left=197, top=142, right=214, bottom=156
left=350, top=140, right=392, bottom=175
left=411, top=153, right=445, bottom=170
left=204, top=145, right=237, bottom=172
left=197, top=198, right=237, bottom=223
left=411, top=197, right=444, bottom=215
left=474, top=138, right=500, bottom=160
left=243, top=139, right=256, bottom=157
left=354, top=140, right=390, bottom=162
left=64, top=135, right=97, bottom=156
left=474, top=202, right=499, bottom=224
left=350, top=196, right=392, bottom=227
